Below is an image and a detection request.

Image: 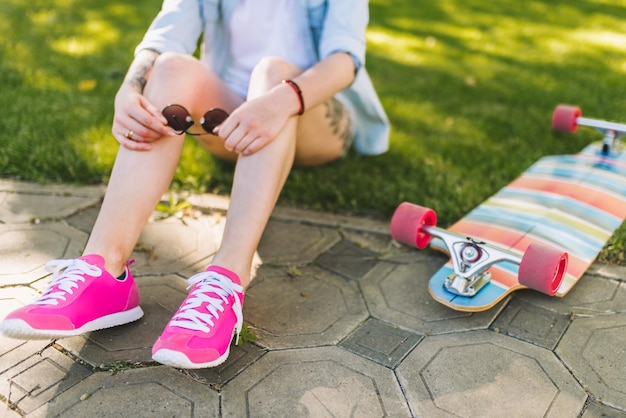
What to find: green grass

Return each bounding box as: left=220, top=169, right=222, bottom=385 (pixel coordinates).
left=1, top=0, right=625, bottom=264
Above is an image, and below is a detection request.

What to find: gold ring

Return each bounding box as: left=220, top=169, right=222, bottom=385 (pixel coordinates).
left=125, top=130, right=134, bottom=140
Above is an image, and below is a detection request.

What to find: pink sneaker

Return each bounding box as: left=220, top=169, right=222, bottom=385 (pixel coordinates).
left=152, top=266, right=244, bottom=369
left=0, top=254, right=143, bottom=339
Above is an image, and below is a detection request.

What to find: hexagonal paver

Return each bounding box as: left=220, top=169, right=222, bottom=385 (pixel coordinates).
left=221, top=346, right=410, bottom=417
left=0, top=286, right=40, bottom=363
left=257, top=218, right=340, bottom=265
left=588, top=263, right=626, bottom=283
left=0, top=342, right=91, bottom=415
left=361, top=260, right=507, bottom=335
left=518, top=273, right=626, bottom=316
left=0, top=181, right=103, bottom=224
left=0, top=223, right=88, bottom=286
left=28, top=366, right=219, bottom=417
left=65, top=205, right=100, bottom=235
left=132, top=214, right=225, bottom=275
left=316, top=240, right=380, bottom=280
left=244, top=265, right=368, bottom=349
left=582, top=400, right=626, bottom=417
left=190, top=341, right=267, bottom=388
left=340, top=317, right=422, bottom=368
left=491, top=297, right=570, bottom=349
left=557, top=313, right=626, bottom=412
left=397, top=330, right=587, bottom=417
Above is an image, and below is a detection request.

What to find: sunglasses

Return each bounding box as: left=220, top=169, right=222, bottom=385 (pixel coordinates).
left=162, top=104, right=228, bottom=135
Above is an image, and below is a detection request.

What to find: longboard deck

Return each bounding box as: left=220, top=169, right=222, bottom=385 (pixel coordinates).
left=429, top=142, right=626, bottom=311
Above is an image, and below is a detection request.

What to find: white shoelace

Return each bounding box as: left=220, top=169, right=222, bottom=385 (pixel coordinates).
left=169, top=271, right=244, bottom=343
left=33, top=259, right=102, bottom=306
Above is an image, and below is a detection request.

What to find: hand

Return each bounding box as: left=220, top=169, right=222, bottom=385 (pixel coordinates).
left=216, top=87, right=295, bottom=156
left=112, top=85, right=173, bottom=151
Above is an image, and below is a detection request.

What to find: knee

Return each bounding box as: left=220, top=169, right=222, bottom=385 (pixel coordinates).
left=151, top=52, right=190, bottom=79
left=250, top=57, right=301, bottom=87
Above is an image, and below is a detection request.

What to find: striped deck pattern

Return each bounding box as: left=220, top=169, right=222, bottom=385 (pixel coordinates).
left=429, top=142, right=626, bottom=311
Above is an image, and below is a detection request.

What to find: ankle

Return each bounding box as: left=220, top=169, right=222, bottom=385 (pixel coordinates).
left=208, top=260, right=251, bottom=289
left=81, top=251, right=128, bottom=278
left=206, top=265, right=243, bottom=288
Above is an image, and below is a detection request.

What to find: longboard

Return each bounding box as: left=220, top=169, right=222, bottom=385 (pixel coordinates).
left=391, top=105, right=626, bottom=312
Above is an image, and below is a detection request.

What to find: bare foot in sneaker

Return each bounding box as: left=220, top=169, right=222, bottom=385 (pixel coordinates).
left=152, top=266, right=244, bottom=369
left=0, top=254, right=143, bottom=339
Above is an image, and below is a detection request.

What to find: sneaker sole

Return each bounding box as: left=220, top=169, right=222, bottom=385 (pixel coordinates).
left=152, top=346, right=231, bottom=369
left=0, top=306, right=144, bottom=340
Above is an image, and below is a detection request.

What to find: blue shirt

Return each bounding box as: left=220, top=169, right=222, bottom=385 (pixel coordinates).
left=135, top=0, right=389, bottom=155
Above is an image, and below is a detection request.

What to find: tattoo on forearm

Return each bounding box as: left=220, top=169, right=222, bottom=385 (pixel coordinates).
left=126, top=51, right=159, bottom=93
left=325, top=99, right=355, bottom=154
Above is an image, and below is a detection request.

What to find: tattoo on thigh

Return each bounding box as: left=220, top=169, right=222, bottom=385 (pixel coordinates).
left=325, top=99, right=355, bottom=154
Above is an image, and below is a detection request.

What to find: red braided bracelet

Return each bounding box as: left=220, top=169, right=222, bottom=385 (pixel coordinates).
left=282, top=79, right=305, bottom=115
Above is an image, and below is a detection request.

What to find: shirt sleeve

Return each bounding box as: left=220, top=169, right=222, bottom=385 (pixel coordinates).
left=134, top=0, right=214, bottom=56
left=316, top=0, right=369, bottom=71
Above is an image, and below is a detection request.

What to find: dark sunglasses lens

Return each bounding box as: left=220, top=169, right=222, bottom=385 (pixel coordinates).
left=201, top=108, right=229, bottom=132
left=163, top=105, right=193, bottom=133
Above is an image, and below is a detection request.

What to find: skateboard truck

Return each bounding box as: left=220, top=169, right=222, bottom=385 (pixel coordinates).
left=552, top=105, right=625, bottom=156
left=390, top=202, right=568, bottom=299
left=425, top=226, right=522, bottom=297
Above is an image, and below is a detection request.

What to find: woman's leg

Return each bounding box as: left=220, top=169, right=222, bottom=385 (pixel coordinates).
left=84, top=53, right=243, bottom=276
left=203, top=57, right=354, bottom=288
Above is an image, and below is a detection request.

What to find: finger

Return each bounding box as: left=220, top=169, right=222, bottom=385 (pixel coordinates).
left=215, top=117, right=235, bottom=140
left=120, top=114, right=169, bottom=142
left=115, top=129, right=152, bottom=151
left=128, top=101, right=172, bottom=138
left=222, top=124, right=247, bottom=152
left=117, top=122, right=148, bottom=143
left=242, top=139, right=258, bottom=156
left=121, top=137, right=152, bottom=151
left=140, top=96, right=169, bottom=125
left=232, top=133, right=257, bottom=154
left=243, top=136, right=270, bottom=156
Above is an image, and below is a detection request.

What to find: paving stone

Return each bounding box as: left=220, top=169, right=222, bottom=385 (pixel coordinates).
left=257, top=218, right=341, bottom=265
left=3, top=180, right=626, bottom=417
left=131, top=215, right=225, bottom=275
left=397, top=330, right=587, bottom=417
left=588, top=263, right=626, bottom=283
left=221, top=346, right=411, bottom=417
left=0, top=342, right=91, bottom=415
left=244, top=265, right=368, bottom=349
left=361, top=260, right=507, bottom=335
left=0, top=223, right=88, bottom=286
left=29, top=366, right=219, bottom=417
left=316, top=239, right=379, bottom=280
left=0, top=287, right=40, bottom=367
left=340, top=317, right=422, bottom=368
left=65, top=205, right=100, bottom=235
left=0, top=181, right=103, bottom=224
left=1, top=405, right=22, bottom=417
left=0, top=180, right=104, bottom=196
left=518, top=273, right=626, bottom=316
left=341, top=228, right=398, bottom=256
left=582, top=400, right=626, bottom=418
left=187, top=342, right=267, bottom=388
left=491, top=297, right=570, bottom=349
left=270, top=205, right=390, bottom=235
left=556, top=313, right=626, bottom=412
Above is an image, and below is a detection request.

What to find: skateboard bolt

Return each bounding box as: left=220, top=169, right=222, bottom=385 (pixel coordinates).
left=461, top=244, right=482, bottom=263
